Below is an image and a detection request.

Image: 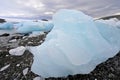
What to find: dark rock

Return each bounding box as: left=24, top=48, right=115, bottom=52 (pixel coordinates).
left=108, top=73, right=115, bottom=78
left=0, top=19, right=6, bottom=23
left=41, top=19, right=48, bottom=21
left=10, top=34, right=24, bottom=40
left=0, top=33, right=10, bottom=37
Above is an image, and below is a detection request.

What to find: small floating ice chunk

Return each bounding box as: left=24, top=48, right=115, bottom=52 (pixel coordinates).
left=23, top=68, right=29, bottom=75
left=9, top=46, right=26, bottom=56
left=0, top=64, right=10, bottom=71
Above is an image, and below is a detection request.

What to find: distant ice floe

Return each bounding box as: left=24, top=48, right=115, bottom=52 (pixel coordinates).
left=0, top=21, right=54, bottom=34
left=16, top=21, right=53, bottom=33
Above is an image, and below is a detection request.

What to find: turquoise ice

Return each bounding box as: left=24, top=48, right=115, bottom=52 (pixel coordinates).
left=0, top=22, right=13, bottom=30
left=29, top=9, right=120, bottom=78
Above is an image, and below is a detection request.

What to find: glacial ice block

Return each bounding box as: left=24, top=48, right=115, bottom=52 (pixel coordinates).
left=29, top=9, right=120, bottom=78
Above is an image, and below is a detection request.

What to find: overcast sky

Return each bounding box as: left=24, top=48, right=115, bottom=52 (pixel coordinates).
left=0, top=0, right=120, bottom=19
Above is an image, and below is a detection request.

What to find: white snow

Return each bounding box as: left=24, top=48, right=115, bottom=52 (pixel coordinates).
left=0, top=64, right=10, bottom=71
left=29, top=9, right=120, bottom=78
left=9, top=46, right=26, bottom=56
left=23, top=68, right=29, bottom=75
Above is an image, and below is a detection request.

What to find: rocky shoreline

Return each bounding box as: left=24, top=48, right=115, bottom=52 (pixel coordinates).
left=0, top=31, right=120, bottom=80
left=0, top=32, right=45, bottom=80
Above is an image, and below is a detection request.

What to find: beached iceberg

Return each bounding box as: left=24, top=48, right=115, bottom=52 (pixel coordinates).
left=0, top=22, right=13, bottom=30
left=29, top=9, right=120, bottom=78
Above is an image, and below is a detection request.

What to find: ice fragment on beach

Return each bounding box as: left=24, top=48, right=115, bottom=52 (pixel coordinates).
left=0, top=64, right=10, bottom=71
left=9, top=46, right=26, bottom=56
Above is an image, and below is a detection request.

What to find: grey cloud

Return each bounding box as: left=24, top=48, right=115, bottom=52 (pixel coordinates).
left=0, top=0, right=120, bottom=19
